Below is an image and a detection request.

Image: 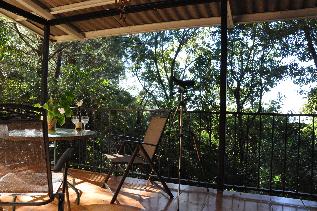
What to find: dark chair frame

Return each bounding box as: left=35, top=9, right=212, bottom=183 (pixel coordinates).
left=0, top=103, right=73, bottom=211
left=104, top=113, right=174, bottom=204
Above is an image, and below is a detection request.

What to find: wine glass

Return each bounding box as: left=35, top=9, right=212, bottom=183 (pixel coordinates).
left=71, top=116, right=79, bottom=129
left=81, top=116, right=89, bottom=130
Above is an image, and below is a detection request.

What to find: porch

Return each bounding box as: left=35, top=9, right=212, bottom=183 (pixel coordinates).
left=12, top=170, right=317, bottom=211
left=0, top=0, right=317, bottom=210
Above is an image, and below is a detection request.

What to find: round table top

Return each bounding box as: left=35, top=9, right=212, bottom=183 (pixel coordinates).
left=7, top=128, right=96, bottom=142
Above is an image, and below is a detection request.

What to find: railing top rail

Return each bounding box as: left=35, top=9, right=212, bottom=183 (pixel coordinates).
left=88, top=107, right=317, bottom=117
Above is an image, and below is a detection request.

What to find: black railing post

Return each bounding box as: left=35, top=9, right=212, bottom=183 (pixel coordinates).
left=296, top=116, right=301, bottom=193
left=217, top=0, right=228, bottom=191
left=269, top=116, right=275, bottom=194
left=257, top=114, right=262, bottom=190
left=282, top=116, right=288, bottom=195
left=311, top=116, right=315, bottom=194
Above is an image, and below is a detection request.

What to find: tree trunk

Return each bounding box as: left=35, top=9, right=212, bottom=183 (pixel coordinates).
left=234, top=84, right=245, bottom=167
left=55, top=50, right=63, bottom=79
left=302, top=24, right=317, bottom=69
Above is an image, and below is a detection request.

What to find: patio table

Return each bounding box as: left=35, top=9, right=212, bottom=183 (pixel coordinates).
left=7, top=128, right=95, bottom=159
left=7, top=128, right=96, bottom=164
left=5, top=128, right=96, bottom=205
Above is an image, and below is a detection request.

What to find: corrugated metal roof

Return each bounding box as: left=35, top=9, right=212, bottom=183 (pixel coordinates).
left=1, top=0, right=317, bottom=42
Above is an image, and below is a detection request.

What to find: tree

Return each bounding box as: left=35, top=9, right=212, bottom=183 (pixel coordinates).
left=0, top=17, right=134, bottom=108
left=49, top=37, right=133, bottom=108
left=274, top=19, right=317, bottom=113
left=210, top=23, right=291, bottom=113
left=124, top=29, right=203, bottom=108
left=303, top=88, right=317, bottom=113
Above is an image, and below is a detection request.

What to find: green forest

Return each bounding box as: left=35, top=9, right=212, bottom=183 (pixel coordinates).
left=0, top=17, right=316, bottom=112
left=0, top=16, right=316, bottom=198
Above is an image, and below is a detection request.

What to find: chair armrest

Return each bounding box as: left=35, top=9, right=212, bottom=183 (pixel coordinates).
left=114, top=136, right=157, bottom=147
left=53, top=148, right=74, bottom=172
left=120, top=139, right=157, bottom=147
left=112, top=135, right=139, bottom=142
left=140, top=142, right=157, bottom=147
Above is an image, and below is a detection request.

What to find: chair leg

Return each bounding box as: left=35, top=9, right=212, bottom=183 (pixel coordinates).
left=149, top=163, right=173, bottom=198
left=146, top=168, right=154, bottom=187
left=110, top=146, right=140, bottom=204
left=68, top=182, right=81, bottom=205
left=140, top=145, right=173, bottom=199
left=58, top=192, right=65, bottom=211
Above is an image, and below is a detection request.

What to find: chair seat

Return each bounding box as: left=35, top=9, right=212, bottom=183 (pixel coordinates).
left=0, top=172, right=63, bottom=197
left=104, top=153, right=146, bottom=164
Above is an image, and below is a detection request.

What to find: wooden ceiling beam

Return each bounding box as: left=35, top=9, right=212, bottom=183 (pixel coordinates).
left=50, top=0, right=221, bottom=25
left=53, top=17, right=221, bottom=42
left=52, top=6, right=317, bottom=42
left=50, top=0, right=114, bottom=15
left=14, top=0, right=84, bottom=39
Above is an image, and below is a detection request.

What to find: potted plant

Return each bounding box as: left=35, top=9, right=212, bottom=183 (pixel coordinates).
left=35, top=92, right=74, bottom=132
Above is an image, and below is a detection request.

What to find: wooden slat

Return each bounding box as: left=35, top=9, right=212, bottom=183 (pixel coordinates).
left=50, top=0, right=115, bottom=14
left=227, top=0, right=234, bottom=28
left=235, top=7, right=317, bottom=24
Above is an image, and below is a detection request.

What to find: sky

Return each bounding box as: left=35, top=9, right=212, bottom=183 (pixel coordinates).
left=262, top=78, right=311, bottom=113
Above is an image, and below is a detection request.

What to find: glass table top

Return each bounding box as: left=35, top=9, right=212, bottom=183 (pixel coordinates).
left=8, top=128, right=96, bottom=141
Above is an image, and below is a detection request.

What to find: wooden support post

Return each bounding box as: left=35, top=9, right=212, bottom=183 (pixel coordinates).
left=217, top=0, right=228, bottom=191
left=41, top=24, right=50, bottom=104
left=41, top=24, right=54, bottom=197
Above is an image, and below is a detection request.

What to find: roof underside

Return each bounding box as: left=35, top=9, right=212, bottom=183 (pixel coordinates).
left=1, top=0, right=317, bottom=42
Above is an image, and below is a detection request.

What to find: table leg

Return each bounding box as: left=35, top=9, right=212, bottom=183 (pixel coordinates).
left=49, top=141, right=57, bottom=165
left=54, top=141, right=57, bottom=165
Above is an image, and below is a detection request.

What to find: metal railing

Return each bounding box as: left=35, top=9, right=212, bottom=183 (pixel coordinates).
left=56, top=108, right=317, bottom=200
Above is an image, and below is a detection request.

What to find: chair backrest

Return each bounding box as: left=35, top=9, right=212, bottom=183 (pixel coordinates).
left=141, top=114, right=168, bottom=160
left=0, top=104, right=52, bottom=196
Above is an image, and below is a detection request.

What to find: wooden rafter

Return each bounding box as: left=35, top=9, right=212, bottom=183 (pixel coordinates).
left=12, top=0, right=84, bottom=39
left=227, top=0, right=234, bottom=28
left=0, top=9, right=54, bottom=39
left=50, top=0, right=114, bottom=15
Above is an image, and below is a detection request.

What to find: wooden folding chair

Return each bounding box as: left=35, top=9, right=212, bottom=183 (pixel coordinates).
left=104, top=112, right=174, bottom=203
left=0, top=104, right=73, bottom=211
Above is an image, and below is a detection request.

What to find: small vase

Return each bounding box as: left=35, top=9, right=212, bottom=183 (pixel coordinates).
left=47, top=119, right=57, bottom=133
